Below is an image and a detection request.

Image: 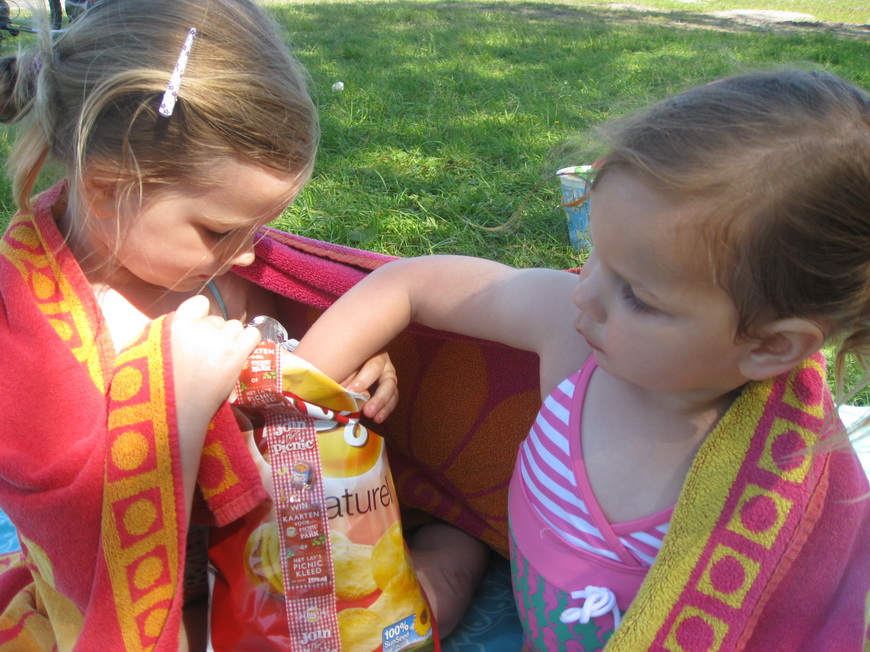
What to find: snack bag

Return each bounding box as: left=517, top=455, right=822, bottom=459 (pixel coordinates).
left=209, top=324, right=437, bottom=652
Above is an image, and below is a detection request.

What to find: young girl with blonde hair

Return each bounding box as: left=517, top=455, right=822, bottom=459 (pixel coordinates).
left=0, top=0, right=402, bottom=648
left=296, top=69, right=870, bottom=651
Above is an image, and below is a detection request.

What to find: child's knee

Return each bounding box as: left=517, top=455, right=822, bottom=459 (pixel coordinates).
left=408, top=521, right=490, bottom=637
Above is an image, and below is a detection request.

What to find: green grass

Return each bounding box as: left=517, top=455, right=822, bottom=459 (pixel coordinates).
left=1, top=0, right=869, bottom=401
left=267, top=0, right=867, bottom=268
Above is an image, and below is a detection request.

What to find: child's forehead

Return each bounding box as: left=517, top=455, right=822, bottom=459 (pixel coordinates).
left=590, top=169, right=710, bottom=237
left=202, top=193, right=292, bottom=224
left=589, top=169, right=724, bottom=280
left=186, top=161, right=302, bottom=219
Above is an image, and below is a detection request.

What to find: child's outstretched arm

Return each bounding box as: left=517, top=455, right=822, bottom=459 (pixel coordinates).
left=170, top=295, right=262, bottom=524
left=294, top=254, right=580, bottom=386
left=295, top=255, right=582, bottom=639
left=236, top=276, right=399, bottom=422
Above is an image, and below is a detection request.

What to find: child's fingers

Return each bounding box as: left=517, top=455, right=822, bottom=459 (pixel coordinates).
left=364, top=401, right=395, bottom=424
left=205, top=320, right=261, bottom=363
left=173, top=297, right=260, bottom=352
left=237, top=324, right=263, bottom=353
left=344, top=351, right=395, bottom=393
left=174, top=294, right=211, bottom=321
left=343, top=366, right=376, bottom=393
left=363, top=375, right=399, bottom=423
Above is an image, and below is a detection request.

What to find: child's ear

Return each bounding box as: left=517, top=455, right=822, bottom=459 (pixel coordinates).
left=80, top=164, right=124, bottom=220
left=738, top=318, right=826, bottom=381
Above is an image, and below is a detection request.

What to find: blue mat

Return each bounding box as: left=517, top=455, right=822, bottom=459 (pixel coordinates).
left=442, top=555, right=523, bottom=651
left=0, top=509, right=19, bottom=554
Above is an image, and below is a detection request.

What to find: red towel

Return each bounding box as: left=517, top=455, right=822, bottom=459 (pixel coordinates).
left=0, top=182, right=266, bottom=650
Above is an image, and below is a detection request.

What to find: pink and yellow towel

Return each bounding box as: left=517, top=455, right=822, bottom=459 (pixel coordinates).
left=608, top=355, right=870, bottom=650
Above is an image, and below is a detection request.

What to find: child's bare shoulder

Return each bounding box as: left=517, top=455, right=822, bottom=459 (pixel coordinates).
left=535, top=271, right=592, bottom=395
left=539, top=330, right=592, bottom=397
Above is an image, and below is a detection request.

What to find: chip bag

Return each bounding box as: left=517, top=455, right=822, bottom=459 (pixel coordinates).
left=208, top=323, right=437, bottom=652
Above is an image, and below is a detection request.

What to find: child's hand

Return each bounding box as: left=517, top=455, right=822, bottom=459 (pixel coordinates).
left=171, top=295, right=262, bottom=424
left=342, top=351, right=398, bottom=424
left=169, top=295, right=262, bottom=523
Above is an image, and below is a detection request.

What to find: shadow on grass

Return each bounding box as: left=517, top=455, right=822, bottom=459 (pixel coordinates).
left=270, top=1, right=870, bottom=42
left=261, top=0, right=867, bottom=256
left=485, top=2, right=870, bottom=39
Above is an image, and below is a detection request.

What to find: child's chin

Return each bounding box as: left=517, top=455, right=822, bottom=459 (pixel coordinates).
left=166, top=277, right=212, bottom=293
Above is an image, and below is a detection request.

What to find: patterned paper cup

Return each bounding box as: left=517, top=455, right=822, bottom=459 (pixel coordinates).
left=557, top=166, right=594, bottom=251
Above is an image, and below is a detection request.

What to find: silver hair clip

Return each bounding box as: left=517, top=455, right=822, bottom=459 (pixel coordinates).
left=158, top=27, right=197, bottom=118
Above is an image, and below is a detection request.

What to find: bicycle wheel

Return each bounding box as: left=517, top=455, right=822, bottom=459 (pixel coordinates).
left=48, top=0, right=61, bottom=29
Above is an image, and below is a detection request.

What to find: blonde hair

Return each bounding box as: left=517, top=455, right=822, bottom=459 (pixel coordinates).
left=592, top=69, right=870, bottom=403
left=0, top=0, right=319, bottom=210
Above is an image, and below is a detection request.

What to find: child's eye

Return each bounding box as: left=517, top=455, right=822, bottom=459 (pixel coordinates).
left=621, top=284, right=656, bottom=314
left=205, top=228, right=230, bottom=240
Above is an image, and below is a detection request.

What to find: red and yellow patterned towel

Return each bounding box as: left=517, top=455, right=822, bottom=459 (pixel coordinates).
left=0, top=182, right=265, bottom=650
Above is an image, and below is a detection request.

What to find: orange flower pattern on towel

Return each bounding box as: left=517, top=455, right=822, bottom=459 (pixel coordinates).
left=379, top=331, right=540, bottom=557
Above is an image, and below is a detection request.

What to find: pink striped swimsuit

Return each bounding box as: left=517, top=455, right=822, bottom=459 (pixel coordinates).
left=509, top=355, right=673, bottom=651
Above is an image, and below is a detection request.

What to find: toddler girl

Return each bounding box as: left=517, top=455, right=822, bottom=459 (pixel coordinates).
left=0, top=0, right=398, bottom=648
left=295, top=69, right=870, bottom=651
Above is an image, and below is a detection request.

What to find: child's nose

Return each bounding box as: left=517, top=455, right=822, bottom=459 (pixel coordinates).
left=573, top=258, right=605, bottom=322
left=228, top=250, right=256, bottom=267
left=223, top=239, right=257, bottom=267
